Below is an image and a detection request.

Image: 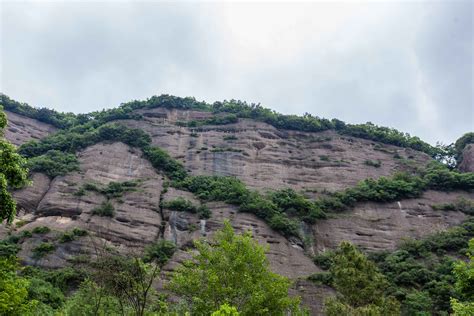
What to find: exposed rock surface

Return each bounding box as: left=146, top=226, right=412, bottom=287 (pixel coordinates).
left=11, top=142, right=164, bottom=267
left=4, top=110, right=57, bottom=146
left=119, top=108, right=430, bottom=193
left=459, top=143, right=474, bottom=172
left=313, top=190, right=472, bottom=253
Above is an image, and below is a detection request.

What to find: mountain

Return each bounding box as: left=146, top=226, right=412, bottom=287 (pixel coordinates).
left=1, top=94, right=473, bottom=314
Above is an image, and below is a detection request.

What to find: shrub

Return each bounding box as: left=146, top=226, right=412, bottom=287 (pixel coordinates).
left=432, top=197, right=474, bottom=215
left=59, top=227, right=87, bottom=243
left=32, top=242, right=56, bottom=259
left=364, top=159, right=381, bottom=168
left=210, top=147, right=242, bottom=153
left=144, top=146, right=187, bottom=181
left=92, top=201, right=115, bottom=217
left=72, top=228, right=88, bottom=237
left=143, top=240, right=176, bottom=266
left=59, top=231, right=75, bottom=243
left=319, top=155, right=330, bottom=161
left=27, top=277, right=65, bottom=309
left=197, top=205, right=212, bottom=219
left=163, top=198, right=197, bottom=213
left=27, top=150, right=79, bottom=177
left=32, top=226, right=51, bottom=234
left=223, top=135, right=238, bottom=141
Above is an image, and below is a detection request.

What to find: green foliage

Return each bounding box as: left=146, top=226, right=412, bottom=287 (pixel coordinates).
left=78, top=180, right=139, bottom=198
left=432, top=197, right=474, bottom=215
left=316, top=172, right=426, bottom=214
left=0, top=106, right=30, bottom=223
left=223, top=135, right=238, bottom=141
left=364, top=159, right=381, bottom=168
left=0, top=257, right=39, bottom=315
left=323, top=241, right=400, bottom=316
left=32, top=226, right=51, bottom=234
left=198, top=205, right=212, bottom=219
left=423, top=161, right=474, bottom=191
left=450, top=238, right=474, bottom=315
left=4, top=93, right=451, bottom=159
left=177, top=176, right=249, bottom=204
left=178, top=113, right=238, bottom=127
left=163, top=197, right=198, bottom=213
left=59, top=279, right=124, bottom=316
left=59, top=228, right=88, bottom=243
left=168, top=221, right=303, bottom=315
left=143, top=240, right=176, bottom=266
left=211, top=304, right=240, bottom=316
left=340, top=122, right=437, bottom=156
left=144, top=146, right=187, bottom=181
left=402, top=290, right=433, bottom=316
left=27, top=277, right=65, bottom=309
left=162, top=198, right=212, bottom=219
left=21, top=266, right=86, bottom=293
left=1, top=94, right=80, bottom=129
left=367, top=218, right=474, bottom=314
left=19, top=123, right=151, bottom=158
left=91, top=201, right=115, bottom=217
left=210, top=147, right=243, bottom=153
left=454, top=132, right=474, bottom=166
left=91, top=255, right=160, bottom=316
left=313, top=250, right=335, bottom=270
left=270, top=188, right=326, bottom=223
left=27, top=150, right=79, bottom=178
left=319, top=155, right=330, bottom=161
left=32, top=242, right=55, bottom=259
left=0, top=240, right=21, bottom=257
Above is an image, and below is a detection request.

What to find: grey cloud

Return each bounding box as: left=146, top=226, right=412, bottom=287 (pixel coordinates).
left=1, top=1, right=472, bottom=145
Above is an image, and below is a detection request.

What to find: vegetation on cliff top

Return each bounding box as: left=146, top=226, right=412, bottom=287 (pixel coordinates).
left=4, top=93, right=468, bottom=159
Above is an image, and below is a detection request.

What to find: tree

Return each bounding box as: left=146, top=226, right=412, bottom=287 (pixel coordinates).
left=324, top=241, right=400, bottom=316
left=0, top=106, right=30, bottom=223
left=168, top=221, right=304, bottom=315
left=0, top=257, right=38, bottom=315
left=92, top=254, right=160, bottom=316
left=60, top=279, right=124, bottom=316
left=450, top=238, right=474, bottom=315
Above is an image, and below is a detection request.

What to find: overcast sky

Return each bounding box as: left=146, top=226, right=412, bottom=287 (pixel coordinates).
left=1, top=0, right=472, bottom=145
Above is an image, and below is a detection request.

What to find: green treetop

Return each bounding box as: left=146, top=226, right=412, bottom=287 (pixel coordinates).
left=0, top=106, right=29, bottom=223
left=168, top=221, right=305, bottom=315
left=451, top=238, right=474, bottom=315
left=324, top=241, right=400, bottom=316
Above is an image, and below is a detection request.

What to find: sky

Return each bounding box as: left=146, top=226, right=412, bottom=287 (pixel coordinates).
left=1, top=0, right=472, bottom=145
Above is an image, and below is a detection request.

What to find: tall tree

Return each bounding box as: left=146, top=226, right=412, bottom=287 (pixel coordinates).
left=0, top=106, right=29, bottom=223
left=324, top=241, right=400, bottom=316
left=168, top=221, right=304, bottom=315
left=451, top=238, right=474, bottom=315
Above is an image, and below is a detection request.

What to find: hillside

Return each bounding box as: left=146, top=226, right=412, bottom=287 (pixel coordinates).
left=1, top=94, right=473, bottom=314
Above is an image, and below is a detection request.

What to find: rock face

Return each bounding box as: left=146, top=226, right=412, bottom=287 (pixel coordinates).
left=4, top=111, right=57, bottom=146
left=12, top=142, right=164, bottom=267
left=459, top=143, right=474, bottom=172
left=3, top=110, right=473, bottom=315
left=120, top=108, right=430, bottom=193
left=312, top=190, right=471, bottom=253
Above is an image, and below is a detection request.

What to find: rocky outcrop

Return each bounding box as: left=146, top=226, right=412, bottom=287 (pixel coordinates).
left=11, top=142, right=164, bottom=267
left=312, top=190, right=472, bottom=253
left=459, top=143, right=474, bottom=172
left=118, top=108, right=430, bottom=193
left=4, top=111, right=57, bottom=146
